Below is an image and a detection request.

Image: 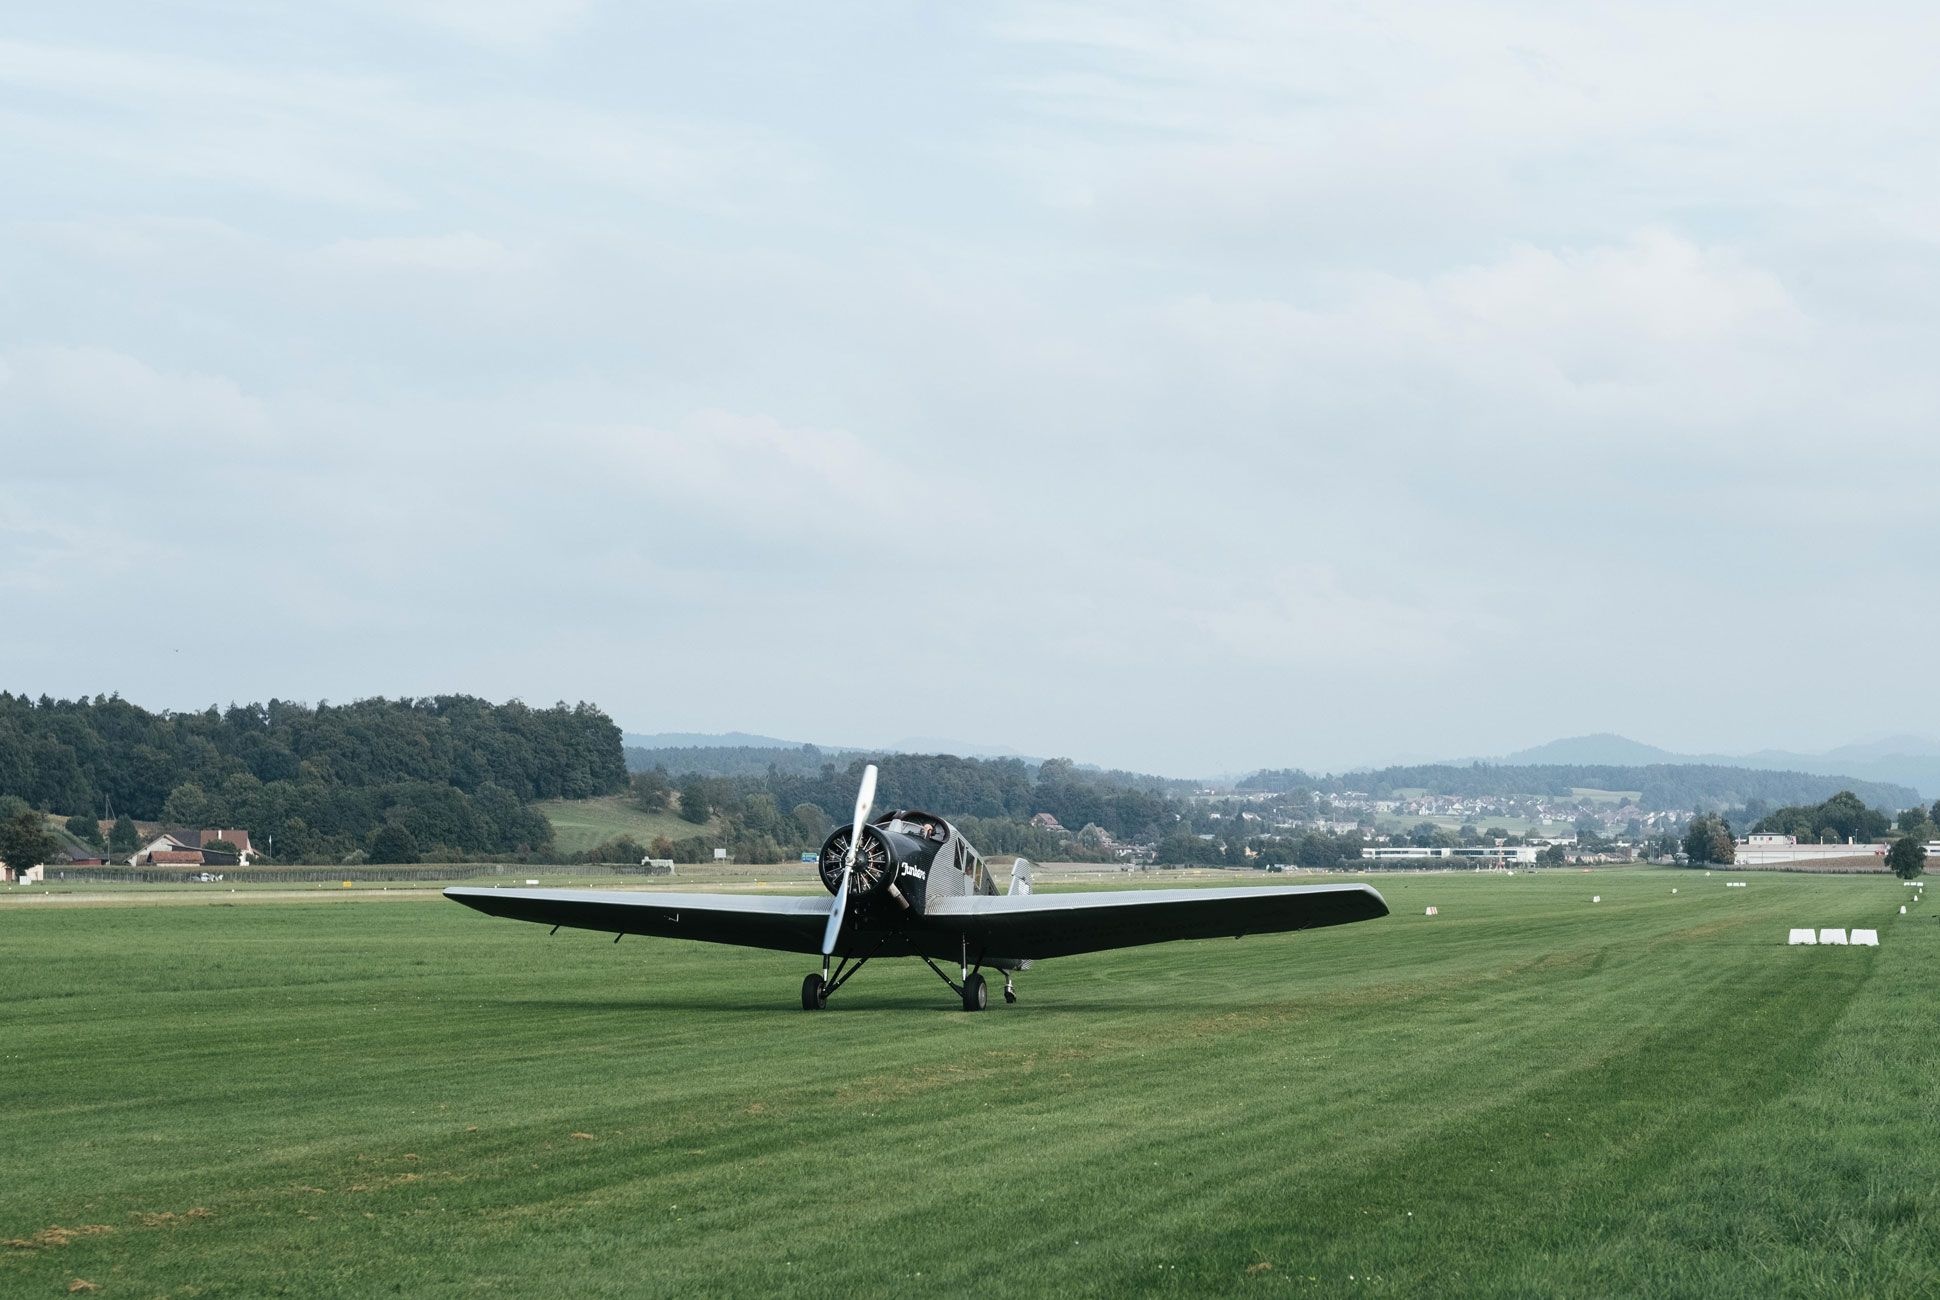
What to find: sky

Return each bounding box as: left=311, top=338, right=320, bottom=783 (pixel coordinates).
left=4, top=2, right=1939, bottom=777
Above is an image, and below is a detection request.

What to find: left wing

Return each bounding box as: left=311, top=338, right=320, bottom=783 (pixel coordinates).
left=923, top=882, right=1387, bottom=961
left=444, top=887, right=832, bottom=955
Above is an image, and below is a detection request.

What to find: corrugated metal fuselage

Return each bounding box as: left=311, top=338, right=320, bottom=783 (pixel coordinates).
left=819, top=810, right=1023, bottom=968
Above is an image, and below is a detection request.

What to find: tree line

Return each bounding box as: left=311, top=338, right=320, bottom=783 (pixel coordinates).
left=0, top=693, right=627, bottom=863
left=1682, top=791, right=1936, bottom=878
left=640, top=753, right=1190, bottom=845
left=614, top=753, right=1201, bottom=865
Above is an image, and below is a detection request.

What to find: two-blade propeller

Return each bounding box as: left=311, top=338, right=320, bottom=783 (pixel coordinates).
left=822, top=763, right=878, bottom=957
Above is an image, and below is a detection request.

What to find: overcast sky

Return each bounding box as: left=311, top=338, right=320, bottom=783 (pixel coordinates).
left=4, top=2, right=1938, bottom=776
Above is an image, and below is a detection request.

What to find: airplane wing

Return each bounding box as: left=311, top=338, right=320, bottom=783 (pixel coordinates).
left=922, top=882, right=1387, bottom=961
left=443, top=887, right=832, bottom=955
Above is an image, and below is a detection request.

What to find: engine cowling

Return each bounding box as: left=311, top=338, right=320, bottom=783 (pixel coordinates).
left=817, top=824, right=897, bottom=898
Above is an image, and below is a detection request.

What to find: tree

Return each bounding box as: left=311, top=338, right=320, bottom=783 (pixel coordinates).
left=1538, top=843, right=1567, bottom=866
left=162, top=782, right=212, bottom=829
left=0, top=809, right=59, bottom=876
left=1897, top=807, right=1929, bottom=834
left=65, top=814, right=103, bottom=848
left=1683, top=814, right=1735, bottom=865
left=791, top=803, right=829, bottom=842
left=676, top=775, right=722, bottom=825
left=1932, top=800, right=1940, bottom=828
left=629, top=767, right=673, bottom=813
left=366, top=821, right=419, bottom=864
left=1887, top=835, right=1926, bottom=880
left=109, top=815, right=139, bottom=854
left=589, top=835, right=649, bottom=864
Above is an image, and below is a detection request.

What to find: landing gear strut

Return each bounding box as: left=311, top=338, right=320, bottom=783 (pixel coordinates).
left=800, top=948, right=877, bottom=1010
left=1003, top=973, right=1017, bottom=1004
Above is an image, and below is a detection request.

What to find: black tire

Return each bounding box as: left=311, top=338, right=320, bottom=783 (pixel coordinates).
left=1003, top=987, right=1017, bottom=1004
left=801, top=973, right=827, bottom=1011
left=962, top=972, right=988, bottom=1012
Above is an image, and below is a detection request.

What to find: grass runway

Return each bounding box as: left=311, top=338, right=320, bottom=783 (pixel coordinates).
left=2, top=868, right=1934, bottom=1297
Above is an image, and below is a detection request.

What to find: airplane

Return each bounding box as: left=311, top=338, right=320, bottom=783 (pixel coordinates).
left=445, top=763, right=1389, bottom=1011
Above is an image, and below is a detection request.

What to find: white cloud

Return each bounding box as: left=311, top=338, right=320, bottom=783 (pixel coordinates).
left=317, top=232, right=527, bottom=275
left=1, top=347, right=271, bottom=473
left=2, top=4, right=1939, bottom=770
left=365, top=0, right=595, bottom=50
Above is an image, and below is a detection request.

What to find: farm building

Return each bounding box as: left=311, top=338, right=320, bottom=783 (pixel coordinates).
left=129, top=828, right=260, bottom=867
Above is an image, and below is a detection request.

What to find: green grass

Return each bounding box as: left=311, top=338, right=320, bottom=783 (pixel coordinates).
left=534, top=795, right=722, bottom=855
left=3, top=869, right=1935, bottom=1297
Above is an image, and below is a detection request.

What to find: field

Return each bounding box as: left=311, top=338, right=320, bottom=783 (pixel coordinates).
left=533, top=795, right=721, bottom=855
left=4, top=868, right=1935, bottom=1297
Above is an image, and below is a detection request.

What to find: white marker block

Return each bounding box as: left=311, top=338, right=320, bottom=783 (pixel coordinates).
left=1424, top=906, right=1438, bottom=916
left=1671, top=888, right=1677, bottom=894
left=1901, top=905, right=1908, bottom=914
left=1788, top=929, right=1816, bottom=945
left=1851, top=929, right=1879, bottom=947
left=1591, top=895, right=1601, bottom=902
left=1819, top=928, right=1847, bottom=945
left=1727, top=882, right=1747, bottom=888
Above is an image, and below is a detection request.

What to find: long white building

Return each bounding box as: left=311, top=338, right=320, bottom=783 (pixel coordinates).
left=1361, top=845, right=1539, bottom=864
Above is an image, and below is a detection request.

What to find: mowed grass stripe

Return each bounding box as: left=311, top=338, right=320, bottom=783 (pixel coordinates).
left=3, top=869, right=1931, bottom=1297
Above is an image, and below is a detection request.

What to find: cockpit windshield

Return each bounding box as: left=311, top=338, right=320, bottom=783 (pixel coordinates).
left=879, top=813, right=948, bottom=843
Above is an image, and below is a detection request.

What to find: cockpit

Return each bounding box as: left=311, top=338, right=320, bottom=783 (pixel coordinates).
left=875, top=811, right=950, bottom=843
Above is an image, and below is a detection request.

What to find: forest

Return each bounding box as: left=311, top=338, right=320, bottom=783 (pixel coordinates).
left=0, top=693, right=627, bottom=862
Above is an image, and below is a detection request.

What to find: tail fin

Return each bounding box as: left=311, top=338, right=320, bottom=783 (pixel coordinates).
left=1008, top=857, right=1034, bottom=896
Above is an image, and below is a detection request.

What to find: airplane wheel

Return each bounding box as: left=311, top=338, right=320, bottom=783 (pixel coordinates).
left=962, top=972, right=988, bottom=1012
left=801, top=973, right=827, bottom=1010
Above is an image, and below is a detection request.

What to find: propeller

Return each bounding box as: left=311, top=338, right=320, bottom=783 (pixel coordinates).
left=822, top=763, right=878, bottom=956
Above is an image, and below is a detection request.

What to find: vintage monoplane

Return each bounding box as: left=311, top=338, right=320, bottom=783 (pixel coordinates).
left=446, top=764, right=1388, bottom=1010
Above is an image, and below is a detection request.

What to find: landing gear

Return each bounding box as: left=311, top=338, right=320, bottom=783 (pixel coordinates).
left=801, top=973, right=827, bottom=1010
left=1003, top=974, right=1017, bottom=1004
left=962, top=972, right=988, bottom=1012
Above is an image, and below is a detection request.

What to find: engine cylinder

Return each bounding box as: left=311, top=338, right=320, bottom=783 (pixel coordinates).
left=817, top=824, right=903, bottom=897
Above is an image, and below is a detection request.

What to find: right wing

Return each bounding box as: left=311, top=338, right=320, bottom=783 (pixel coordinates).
left=923, top=882, right=1387, bottom=961
left=444, top=887, right=832, bottom=955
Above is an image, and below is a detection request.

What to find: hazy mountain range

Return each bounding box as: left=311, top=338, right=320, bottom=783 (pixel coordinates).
left=1496, top=734, right=1940, bottom=799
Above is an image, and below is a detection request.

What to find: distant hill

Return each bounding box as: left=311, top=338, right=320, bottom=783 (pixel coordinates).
left=624, top=744, right=864, bottom=779
left=621, top=730, right=1020, bottom=758
left=1241, top=762, right=1919, bottom=812
left=1498, top=733, right=1940, bottom=799
left=1503, top=734, right=1684, bottom=766
left=622, top=730, right=862, bottom=752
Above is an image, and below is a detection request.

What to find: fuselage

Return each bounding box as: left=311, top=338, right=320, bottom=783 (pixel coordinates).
left=816, top=809, right=997, bottom=927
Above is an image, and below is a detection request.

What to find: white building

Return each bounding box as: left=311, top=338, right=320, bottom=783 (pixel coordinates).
left=1361, top=845, right=1539, bottom=864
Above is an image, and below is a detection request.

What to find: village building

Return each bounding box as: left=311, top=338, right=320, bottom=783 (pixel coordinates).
left=129, top=828, right=259, bottom=867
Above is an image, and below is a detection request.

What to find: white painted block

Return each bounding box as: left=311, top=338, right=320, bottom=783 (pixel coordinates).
left=1901, top=905, right=1908, bottom=914
left=1819, top=928, right=1848, bottom=945
left=1592, top=895, right=1601, bottom=903
left=1727, top=882, right=1747, bottom=888
left=1851, top=929, right=1879, bottom=947
left=1671, top=888, right=1678, bottom=894
left=1788, top=929, right=1816, bottom=945
left=1424, top=906, right=1438, bottom=916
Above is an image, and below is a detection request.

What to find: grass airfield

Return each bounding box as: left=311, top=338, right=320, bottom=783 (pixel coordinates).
left=3, top=868, right=1934, bottom=1297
